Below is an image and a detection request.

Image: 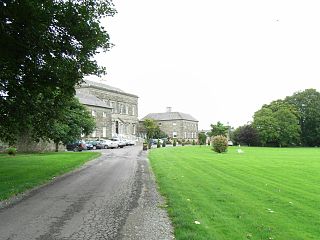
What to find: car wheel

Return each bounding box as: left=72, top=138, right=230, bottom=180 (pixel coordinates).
left=104, top=145, right=108, bottom=149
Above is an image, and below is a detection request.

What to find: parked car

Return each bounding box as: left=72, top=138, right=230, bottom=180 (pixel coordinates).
left=66, top=140, right=87, bottom=151
left=85, top=142, right=94, bottom=150
left=99, top=139, right=118, bottom=149
left=228, top=140, right=234, bottom=146
left=124, top=139, right=136, bottom=146
left=152, top=139, right=163, bottom=145
left=111, top=138, right=126, bottom=148
left=86, top=140, right=102, bottom=149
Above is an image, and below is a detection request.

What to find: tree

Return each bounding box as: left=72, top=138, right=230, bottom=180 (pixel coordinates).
left=285, top=89, right=320, bottom=146
left=143, top=119, right=157, bottom=141
left=0, top=0, right=115, bottom=144
left=233, top=124, right=259, bottom=146
left=208, top=121, right=228, bottom=137
left=198, top=132, right=207, bottom=145
left=253, top=100, right=300, bottom=147
left=48, top=98, right=95, bottom=151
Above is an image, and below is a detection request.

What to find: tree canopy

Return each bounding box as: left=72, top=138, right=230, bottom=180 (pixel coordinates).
left=208, top=121, right=228, bottom=137
left=253, top=100, right=300, bottom=147
left=0, top=0, right=115, bottom=144
left=285, top=89, right=320, bottom=146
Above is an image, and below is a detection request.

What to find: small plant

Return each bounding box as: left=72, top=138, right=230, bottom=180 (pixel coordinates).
left=7, top=147, right=17, bottom=156
left=162, top=140, right=166, bottom=147
left=157, top=139, right=161, bottom=148
left=173, top=139, right=177, bottom=147
left=208, top=140, right=211, bottom=146
left=192, top=139, right=196, bottom=145
left=182, top=139, right=185, bottom=146
left=143, top=141, right=148, bottom=151
left=211, top=135, right=228, bottom=153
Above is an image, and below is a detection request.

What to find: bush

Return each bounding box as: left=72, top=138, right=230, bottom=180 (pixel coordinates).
left=173, top=139, right=177, bottom=147
left=208, top=140, right=210, bottom=146
left=182, top=139, right=185, bottom=146
left=157, top=139, right=161, bottom=148
left=162, top=140, right=166, bottom=147
left=192, top=139, right=196, bottom=145
left=211, top=135, right=228, bottom=153
left=7, top=147, right=17, bottom=156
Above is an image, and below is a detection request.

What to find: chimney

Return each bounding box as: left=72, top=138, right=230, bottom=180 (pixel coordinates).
left=166, top=107, right=172, bottom=112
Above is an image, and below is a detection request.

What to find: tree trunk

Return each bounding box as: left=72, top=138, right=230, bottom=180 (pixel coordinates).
left=55, top=142, right=59, bottom=152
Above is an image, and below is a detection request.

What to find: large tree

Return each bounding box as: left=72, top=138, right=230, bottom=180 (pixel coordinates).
left=285, top=89, right=320, bottom=146
left=0, top=0, right=115, bottom=144
left=253, top=100, right=300, bottom=147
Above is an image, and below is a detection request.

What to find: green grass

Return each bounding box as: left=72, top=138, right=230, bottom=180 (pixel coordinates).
left=149, top=146, right=320, bottom=240
left=0, top=152, right=100, bottom=201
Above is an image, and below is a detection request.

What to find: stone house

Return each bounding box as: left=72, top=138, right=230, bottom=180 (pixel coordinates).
left=76, top=91, right=112, bottom=139
left=76, top=80, right=139, bottom=139
left=140, top=107, right=198, bottom=140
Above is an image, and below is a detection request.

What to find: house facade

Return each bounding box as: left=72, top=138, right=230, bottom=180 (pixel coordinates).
left=76, top=80, right=139, bottom=139
left=140, top=107, right=198, bottom=140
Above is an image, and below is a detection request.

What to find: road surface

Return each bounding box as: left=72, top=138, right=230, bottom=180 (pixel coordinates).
left=0, top=146, right=173, bottom=240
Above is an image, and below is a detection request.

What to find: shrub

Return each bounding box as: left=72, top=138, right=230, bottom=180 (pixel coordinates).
left=7, top=147, right=17, bottom=156
left=192, top=139, right=196, bottom=145
left=211, top=135, right=228, bottom=153
left=182, top=139, right=185, bottom=146
left=173, top=139, right=177, bottom=147
left=162, top=140, right=166, bottom=147
left=157, top=139, right=161, bottom=148
left=208, top=140, right=210, bottom=146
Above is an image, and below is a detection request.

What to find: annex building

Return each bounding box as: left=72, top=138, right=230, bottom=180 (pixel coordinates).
left=76, top=80, right=139, bottom=139
left=141, top=107, right=198, bottom=140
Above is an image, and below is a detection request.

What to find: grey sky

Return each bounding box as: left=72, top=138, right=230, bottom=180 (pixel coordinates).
left=92, top=0, right=320, bottom=129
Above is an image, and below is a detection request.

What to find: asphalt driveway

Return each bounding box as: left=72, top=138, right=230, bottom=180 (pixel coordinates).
left=0, top=146, right=173, bottom=240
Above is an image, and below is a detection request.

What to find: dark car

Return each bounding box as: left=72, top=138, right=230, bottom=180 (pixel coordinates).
left=66, top=140, right=87, bottom=151
left=87, top=140, right=102, bottom=150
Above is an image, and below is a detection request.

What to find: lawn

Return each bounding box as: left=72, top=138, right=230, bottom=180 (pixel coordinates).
left=0, top=152, right=100, bottom=201
left=149, top=146, right=320, bottom=240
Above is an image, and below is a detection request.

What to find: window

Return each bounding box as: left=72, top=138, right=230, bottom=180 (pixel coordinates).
left=132, top=105, right=135, bottom=116
left=103, top=112, right=107, bottom=118
left=133, top=124, right=136, bottom=134
left=125, top=105, right=129, bottom=115
left=184, top=132, right=187, bottom=138
left=191, top=132, right=194, bottom=138
left=91, top=110, right=96, bottom=117
left=92, top=130, right=96, bottom=138
left=103, top=127, right=107, bottom=137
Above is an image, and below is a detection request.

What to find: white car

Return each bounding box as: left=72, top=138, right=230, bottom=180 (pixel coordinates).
left=100, top=139, right=118, bottom=149
left=111, top=138, right=126, bottom=148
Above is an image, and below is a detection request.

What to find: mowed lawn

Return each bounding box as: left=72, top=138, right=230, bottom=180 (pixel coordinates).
left=0, top=152, right=100, bottom=201
left=149, top=146, right=320, bottom=240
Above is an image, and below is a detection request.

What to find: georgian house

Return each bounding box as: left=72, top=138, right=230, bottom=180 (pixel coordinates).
left=140, top=107, right=198, bottom=140
left=76, top=80, right=139, bottom=139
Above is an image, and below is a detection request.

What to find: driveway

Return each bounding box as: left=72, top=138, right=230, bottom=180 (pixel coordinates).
left=0, top=146, right=173, bottom=240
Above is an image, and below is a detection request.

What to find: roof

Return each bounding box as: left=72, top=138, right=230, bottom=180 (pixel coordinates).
left=76, top=91, right=112, bottom=109
left=80, top=80, right=138, bottom=98
left=142, top=112, right=198, bottom=122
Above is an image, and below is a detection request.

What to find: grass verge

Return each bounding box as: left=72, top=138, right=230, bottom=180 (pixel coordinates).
left=0, top=152, right=100, bottom=201
left=149, top=146, right=320, bottom=240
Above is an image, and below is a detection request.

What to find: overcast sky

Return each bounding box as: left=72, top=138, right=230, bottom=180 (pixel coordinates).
left=92, top=0, right=320, bottom=130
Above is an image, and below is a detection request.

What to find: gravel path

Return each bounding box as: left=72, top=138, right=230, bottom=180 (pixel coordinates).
left=0, top=146, right=174, bottom=240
